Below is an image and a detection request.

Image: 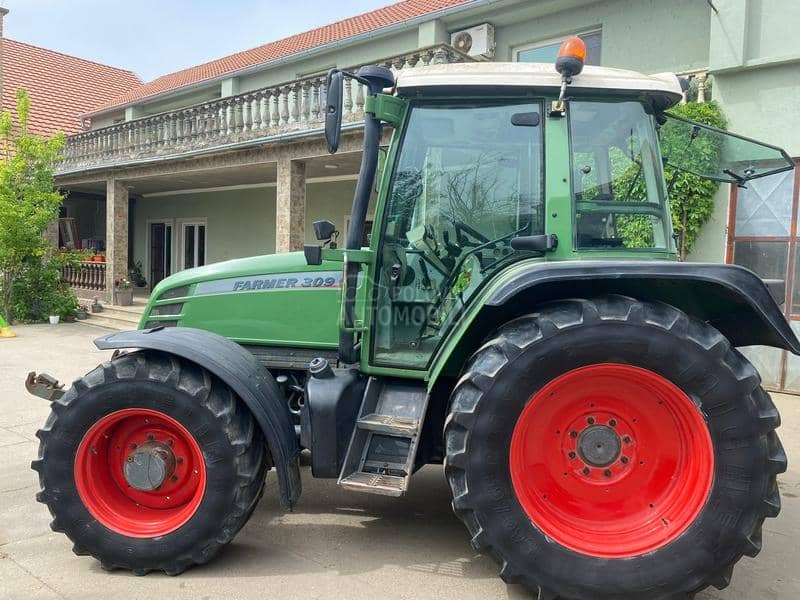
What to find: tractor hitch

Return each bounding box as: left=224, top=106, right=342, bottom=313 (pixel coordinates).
left=25, top=371, right=65, bottom=402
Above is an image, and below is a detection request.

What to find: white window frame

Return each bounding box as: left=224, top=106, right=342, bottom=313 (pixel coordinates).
left=177, top=217, right=208, bottom=271
left=145, top=218, right=175, bottom=290
left=513, top=28, right=602, bottom=63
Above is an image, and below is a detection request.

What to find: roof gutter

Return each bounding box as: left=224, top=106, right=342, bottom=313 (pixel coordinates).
left=82, top=0, right=501, bottom=119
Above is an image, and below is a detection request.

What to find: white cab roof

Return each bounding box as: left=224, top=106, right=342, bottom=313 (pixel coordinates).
left=395, top=62, right=683, bottom=110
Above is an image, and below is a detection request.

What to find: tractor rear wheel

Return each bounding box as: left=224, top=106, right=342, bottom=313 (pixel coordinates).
left=444, top=296, right=786, bottom=600
left=32, top=351, right=268, bottom=575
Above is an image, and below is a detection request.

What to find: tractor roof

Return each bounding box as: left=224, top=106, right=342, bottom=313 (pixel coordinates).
left=395, top=62, right=684, bottom=111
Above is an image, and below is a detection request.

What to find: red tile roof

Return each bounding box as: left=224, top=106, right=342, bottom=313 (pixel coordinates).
left=90, top=0, right=474, bottom=115
left=1, top=38, right=141, bottom=135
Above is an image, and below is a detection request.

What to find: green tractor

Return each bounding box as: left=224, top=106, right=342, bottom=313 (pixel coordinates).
left=29, top=38, right=797, bottom=599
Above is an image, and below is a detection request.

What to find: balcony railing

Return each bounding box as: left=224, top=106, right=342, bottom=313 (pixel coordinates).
left=60, top=261, right=106, bottom=292
left=58, top=44, right=474, bottom=172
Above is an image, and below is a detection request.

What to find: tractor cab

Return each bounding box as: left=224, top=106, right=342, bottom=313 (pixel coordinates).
left=312, top=41, right=794, bottom=373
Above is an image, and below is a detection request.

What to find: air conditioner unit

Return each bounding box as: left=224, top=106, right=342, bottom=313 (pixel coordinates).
left=450, top=23, right=495, bottom=60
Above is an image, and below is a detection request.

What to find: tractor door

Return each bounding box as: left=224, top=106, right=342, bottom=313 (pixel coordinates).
left=369, top=100, right=545, bottom=370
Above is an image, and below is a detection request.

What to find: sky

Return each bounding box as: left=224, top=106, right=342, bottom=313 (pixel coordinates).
left=1, top=0, right=394, bottom=81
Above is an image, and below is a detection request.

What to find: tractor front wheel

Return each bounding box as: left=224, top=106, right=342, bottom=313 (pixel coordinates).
left=444, top=295, right=786, bottom=600
left=32, top=351, right=268, bottom=575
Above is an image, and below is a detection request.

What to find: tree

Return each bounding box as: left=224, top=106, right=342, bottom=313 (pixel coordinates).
left=663, top=101, right=726, bottom=260
left=615, top=101, right=727, bottom=260
left=0, top=89, right=66, bottom=322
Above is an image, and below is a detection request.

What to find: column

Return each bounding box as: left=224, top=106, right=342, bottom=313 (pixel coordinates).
left=275, top=157, right=306, bottom=253
left=105, top=179, right=129, bottom=302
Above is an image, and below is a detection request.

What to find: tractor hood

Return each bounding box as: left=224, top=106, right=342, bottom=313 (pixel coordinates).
left=140, top=251, right=344, bottom=349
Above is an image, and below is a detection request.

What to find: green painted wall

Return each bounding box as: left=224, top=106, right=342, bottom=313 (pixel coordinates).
left=691, top=0, right=800, bottom=262
left=132, top=187, right=277, bottom=285
left=448, top=0, right=711, bottom=73
left=304, top=179, right=377, bottom=245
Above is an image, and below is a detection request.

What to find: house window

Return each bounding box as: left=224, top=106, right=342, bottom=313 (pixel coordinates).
left=515, top=30, right=602, bottom=65
left=727, top=162, right=799, bottom=391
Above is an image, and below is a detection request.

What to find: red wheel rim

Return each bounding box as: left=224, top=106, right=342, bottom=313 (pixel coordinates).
left=74, top=408, right=206, bottom=538
left=509, top=364, right=714, bottom=558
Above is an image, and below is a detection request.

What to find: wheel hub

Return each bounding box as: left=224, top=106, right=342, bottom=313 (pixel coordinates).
left=124, top=441, right=176, bottom=491
left=577, top=425, right=621, bottom=467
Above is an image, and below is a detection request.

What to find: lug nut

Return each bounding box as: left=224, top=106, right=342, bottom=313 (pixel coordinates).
left=623, top=435, right=632, bottom=444
left=604, top=469, right=612, bottom=477
left=176, top=457, right=184, bottom=464
left=582, top=467, right=590, bottom=475
left=587, top=417, right=595, bottom=425
left=146, top=433, right=155, bottom=441
left=166, top=439, right=174, bottom=447
left=568, top=451, right=577, bottom=459
left=570, top=430, right=578, bottom=438
left=171, top=475, right=178, bottom=482
left=621, top=456, right=629, bottom=464
left=608, top=419, right=617, bottom=427
left=126, top=456, right=133, bottom=463
left=129, top=443, right=137, bottom=450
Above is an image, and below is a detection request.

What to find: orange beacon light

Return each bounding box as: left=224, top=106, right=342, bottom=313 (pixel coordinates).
left=555, top=36, right=586, bottom=78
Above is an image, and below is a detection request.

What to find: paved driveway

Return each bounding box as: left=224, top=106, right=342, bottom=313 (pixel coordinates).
left=1, top=323, right=799, bottom=599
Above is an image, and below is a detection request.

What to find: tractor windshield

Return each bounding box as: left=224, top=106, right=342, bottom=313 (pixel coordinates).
left=373, top=100, right=544, bottom=368
left=570, top=101, right=673, bottom=251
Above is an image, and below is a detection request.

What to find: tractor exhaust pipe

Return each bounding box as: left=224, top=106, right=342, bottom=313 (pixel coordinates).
left=333, top=66, right=395, bottom=364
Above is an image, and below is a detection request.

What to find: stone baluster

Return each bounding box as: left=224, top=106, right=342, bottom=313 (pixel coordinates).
left=343, top=78, right=353, bottom=117
left=256, top=92, right=267, bottom=131
left=299, top=82, right=310, bottom=124
left=307, top=79, right=320, bottom=122
left=279, top=86, right=291, bottom=125
left=241, top=95, right=252, bottom=134
left=353, top=82, right=364, bottom=116
left=267, top=91, right=278, bottom=128
left=696, top=73, right=708, bottom=103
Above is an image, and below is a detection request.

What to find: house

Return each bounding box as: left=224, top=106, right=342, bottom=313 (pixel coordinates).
left=42, top=0, right=799, bottom=391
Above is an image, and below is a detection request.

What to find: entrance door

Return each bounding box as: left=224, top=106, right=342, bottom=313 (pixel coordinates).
left=180, top=221, right=206, bottom=270
left=149, top=222, right=172, bottom=288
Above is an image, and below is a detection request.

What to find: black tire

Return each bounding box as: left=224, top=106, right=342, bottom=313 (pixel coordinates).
left=32, top=350, right=269, bottom=575
left=444, top=295, right=786, bottom=600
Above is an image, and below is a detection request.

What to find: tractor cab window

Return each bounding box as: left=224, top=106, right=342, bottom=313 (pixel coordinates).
left=570, top=101, right=673, bottom=251
left=373, top=101, right=544, bottom=368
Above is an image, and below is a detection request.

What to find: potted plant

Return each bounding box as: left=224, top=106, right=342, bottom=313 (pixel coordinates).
left=114, top=277, right=133, bottom=306
left=91, top=296, right=103, bottom=313
left=76, top=304, right=89, bottom=320
left=93, top=251, right=106, bottom=263
left=48, top=314, right=60, bottom=325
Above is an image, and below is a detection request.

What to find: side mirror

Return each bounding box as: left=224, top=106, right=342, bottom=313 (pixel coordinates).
left=313, top=220, right=337, bottom=242
left=325, top=70, right=344, bottom=154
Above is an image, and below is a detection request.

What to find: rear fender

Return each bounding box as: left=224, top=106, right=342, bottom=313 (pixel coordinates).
left=431, top=261, right=800, bottom=384
left=94, top=327, right=301, bottom=509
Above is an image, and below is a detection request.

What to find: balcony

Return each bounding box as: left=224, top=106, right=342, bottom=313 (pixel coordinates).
left=57, top=44, right=474, bottom=174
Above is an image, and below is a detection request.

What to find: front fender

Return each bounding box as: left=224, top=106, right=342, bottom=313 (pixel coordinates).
left=94, top=327, right=301, bottom=509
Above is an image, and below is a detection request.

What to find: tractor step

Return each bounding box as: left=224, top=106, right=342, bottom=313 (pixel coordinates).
left=339, top=472, right=406, bottom=496
left=338, top=377, right=428, bottom=497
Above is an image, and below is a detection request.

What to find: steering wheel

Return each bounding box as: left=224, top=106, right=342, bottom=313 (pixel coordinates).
left=454, top=220, right=490, bottom=245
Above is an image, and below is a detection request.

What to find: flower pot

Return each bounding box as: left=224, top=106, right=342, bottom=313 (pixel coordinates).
left=91, top=303, right=103, bottom=313
left=49, top=315, right=60, bottom=325
left=92, top=255, right=103, bottom=262
left=115, top=289, right=133, bottom=306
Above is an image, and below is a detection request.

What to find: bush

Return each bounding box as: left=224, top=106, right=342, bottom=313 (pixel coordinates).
left=10, top=252, right=80, bottom=322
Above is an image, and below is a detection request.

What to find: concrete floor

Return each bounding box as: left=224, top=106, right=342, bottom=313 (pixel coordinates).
left=1, top=323, right=799, bottom=600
